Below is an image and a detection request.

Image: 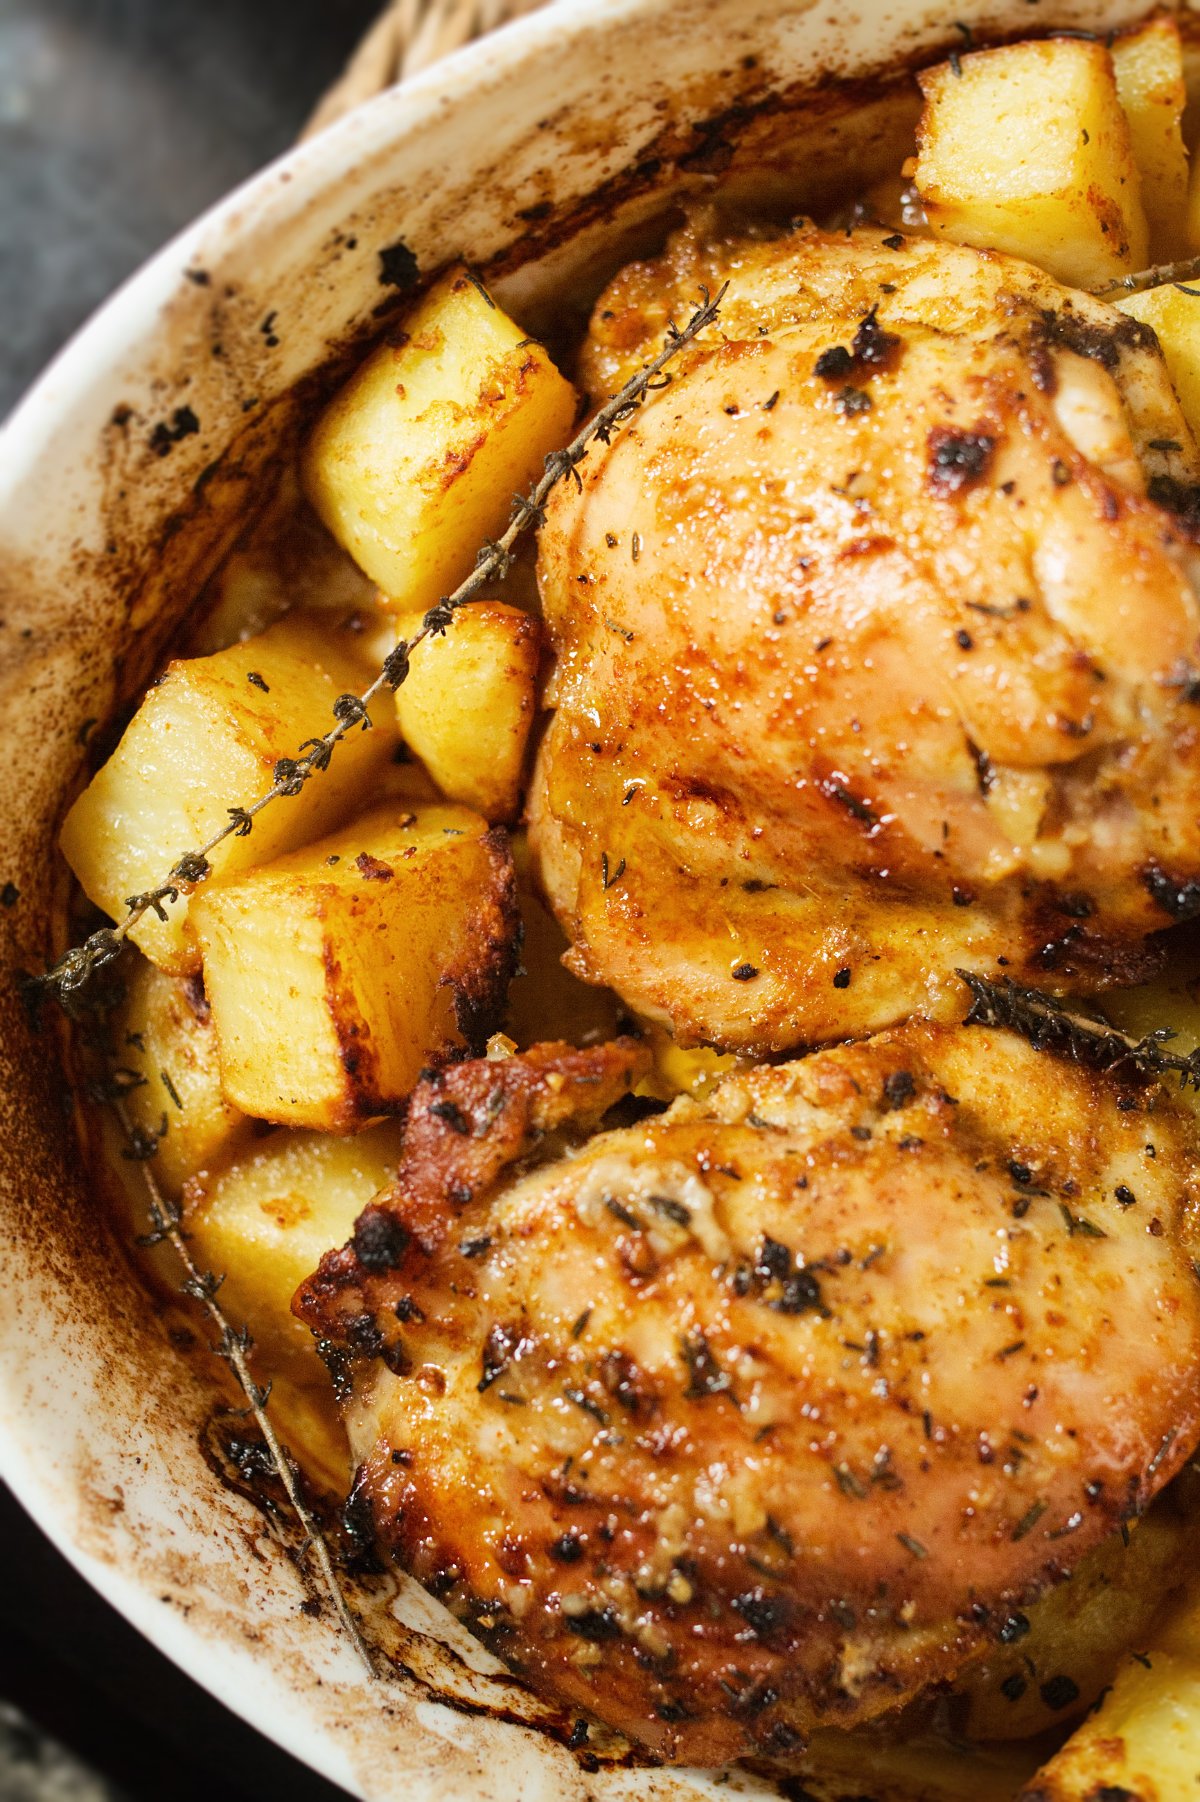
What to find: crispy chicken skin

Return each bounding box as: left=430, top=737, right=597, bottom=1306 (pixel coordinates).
left=529, top=220, right=1200, bottom=1053
left=294, top=1024, right=1200, bottom=1764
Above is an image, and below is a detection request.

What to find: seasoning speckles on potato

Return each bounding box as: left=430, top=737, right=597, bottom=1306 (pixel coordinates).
left=60, top=611, right=395, bottom=974
left=192, top=801, right=519, bottom=1131
left=913, top=38, right=1148, bottom=288
left=376, top=599, right=542, bottom=823
left=302, top=264, right=577, bottom=613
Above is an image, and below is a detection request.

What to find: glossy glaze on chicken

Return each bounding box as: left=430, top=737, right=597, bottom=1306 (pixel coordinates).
left=529, top=221, right=1200, bottom=1052
left=296, top=1023, right=1200, bottom=1763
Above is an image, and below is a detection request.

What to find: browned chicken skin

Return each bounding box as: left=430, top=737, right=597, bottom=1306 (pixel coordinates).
left=529, top=220, right=1200, bottom=1052
left=295, top=1023, right=1200, bottom=1764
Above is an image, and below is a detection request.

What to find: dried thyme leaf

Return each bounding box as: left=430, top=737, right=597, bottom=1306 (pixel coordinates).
left=1011, top=1499, right=1047, bottom=1542
left=35, top=282, right=727, bottom=1013
left=957, top=970, right=1200, bottom=1091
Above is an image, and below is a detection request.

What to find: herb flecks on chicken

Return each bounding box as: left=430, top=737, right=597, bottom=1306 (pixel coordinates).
left=529, top=219, right=1200, bottom=1052
left=294, top=1023, right=1200, bottom=1764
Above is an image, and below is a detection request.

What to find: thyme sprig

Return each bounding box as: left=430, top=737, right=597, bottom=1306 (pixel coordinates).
left=35, top=284, right=727, bottom=1014
left=106, top=1086, right=380, bottom=1678
left=1089, top=254, right=1200, bottom=299
left=958, top=970, right=1200, bottom=1090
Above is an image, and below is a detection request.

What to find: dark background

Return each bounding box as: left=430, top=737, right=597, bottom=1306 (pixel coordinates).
left=1, top=2, right=381, bottom=1795
left=1, top=0, right=380, bottom=418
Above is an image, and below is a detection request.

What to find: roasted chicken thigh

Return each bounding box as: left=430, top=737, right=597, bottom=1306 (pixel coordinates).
left=529, top=221, right=1200, bottom=1052
left=295, top=1022, right=1200, bottom=1763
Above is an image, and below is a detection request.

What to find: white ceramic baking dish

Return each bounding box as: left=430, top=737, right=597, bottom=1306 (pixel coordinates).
left=0, top=0, right=1176, bottom=1795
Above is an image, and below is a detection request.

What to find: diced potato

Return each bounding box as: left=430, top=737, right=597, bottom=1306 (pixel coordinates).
left=504, top=832, right=623, bottom=1049
left=1023, top=1582, right=1200, bottom=1800
left=956, top=1499, right=1193, bottom=1740
left=111, top=955, right=252, bottom=1194
left=196, top=556, right=294, bottom=654
left=60, top=612, right=396, bottom=974
left=267, top=1378, right=352, bottom=1494
left=377, top=601, right=542, bottom=821
left=191, top=471, right=377, bottom=656
left=183, top=1119, right=404, bottom=1374
left=1112, top=17, right=1189, bottom=262
left=302, top=264, right=577, bottom=611
left=1100, top=935, right=1200, bottom=1115
left=1115, top=280, right=1200, bottom=439
left=192, top=801, right=517, bottom=1130
left=914, top=39, right=1149, bottom=288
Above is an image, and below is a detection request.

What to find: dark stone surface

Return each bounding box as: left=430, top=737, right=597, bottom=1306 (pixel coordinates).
left=0, top=1699, right=129, bottom=1802
left=0, top=1481, right=352, bottom=1799
left=1, top=4, right=382, bottom=1794
left=1, top=0, right=379, bottom=418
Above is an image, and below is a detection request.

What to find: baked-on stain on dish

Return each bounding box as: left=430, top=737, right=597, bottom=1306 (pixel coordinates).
left=4, top=7, right=1196, bottom=1802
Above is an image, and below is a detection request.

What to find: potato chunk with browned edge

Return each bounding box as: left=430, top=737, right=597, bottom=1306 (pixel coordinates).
left=303, top=265, right=577, bottom=611
left=192, top=802, right=518, bottom=1130
left=185, top=1118, right=407, bottom=1490
left=190, top=470, right=377, bottom=656
left=1111, top=16, right=1189, bottom=262
left=183, top=1119, right=405, bottom=1374
left=1021, top=1561, right=1200, bottom=1799
left=1116, top=282, right=1200, bottom=441
left=60, top=612, right=394, bottom=974
left=957, top=1492, right=1199, bottom=1741
left=378, top=601, right=541, bottom=821
left=914, top=38, right=1148, bottom=288
left=111, top=956, right=252, bottom=1194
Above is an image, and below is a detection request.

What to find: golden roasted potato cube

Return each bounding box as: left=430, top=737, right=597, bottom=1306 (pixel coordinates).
left=379, top=601, right=541, bottom=821
left=1025, top=1591, right=1200, bottom=1799
left=191, top=469, right=376, bottom=656
left=956, top=1500, right=1194, bottom=1740
left=302, top=264, right=577, bottom=610
left=913, top=39, right=1149, bottom=288
left=60, top=612, right=395, bottom=974
left=1115, top=281, right=1200, bottom=439
left=111, top=956, right=252, bottom=1193
left=183, top=1119, right=404, bottom=1374
left=1111, top=17, right=1189, bottom=261
left=192, top=801, right=517, bottom=1130
left=503, top=830, right=622, bottom=1049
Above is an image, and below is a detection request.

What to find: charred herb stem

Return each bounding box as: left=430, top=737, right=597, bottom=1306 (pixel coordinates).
left=112, top=1090, right=379, bottom=1679
left=1089, top=254, right=1200, bottom=299
left=34, top=284, right=727, bottom=1013
left=958, top=970, right=1200, bottom=1090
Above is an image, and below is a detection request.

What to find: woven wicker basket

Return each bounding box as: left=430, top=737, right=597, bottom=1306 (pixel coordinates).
left=304, top=0, right=549, bottom=136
